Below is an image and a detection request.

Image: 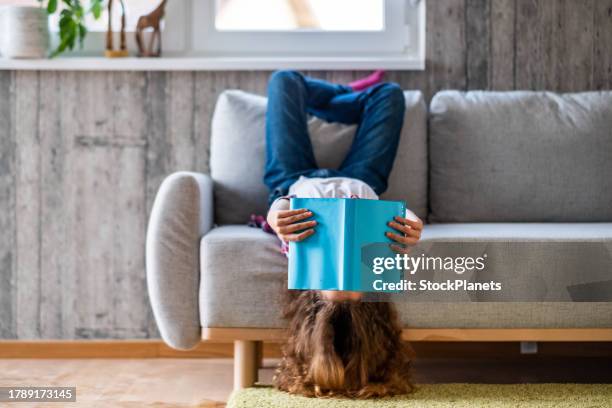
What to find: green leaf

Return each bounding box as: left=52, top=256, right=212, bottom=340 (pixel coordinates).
left=66, top=29, right=77, bottom=50
left=51, top=28, right=72, bottom=57
left=75, top=2, right=84, bottom=18
left=91, top=0, right=102, bottom=19
left=59, top=13, right=72, bottom=30
left=78, top=23, right=87, bottom=48
left=57, top=16, right=77, bottom=50
left=47, top=0, right=58, bottom=13
left=50, top=0, right=99, bottom=57
left=74, top=0, right=82, bottom=15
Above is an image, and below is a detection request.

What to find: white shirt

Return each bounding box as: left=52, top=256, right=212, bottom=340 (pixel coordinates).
left=288, top=176, right=378, bottom=200
left=270, top=176, right=419, bottom=221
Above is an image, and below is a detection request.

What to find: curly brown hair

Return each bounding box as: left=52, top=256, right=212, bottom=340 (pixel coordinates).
left=274, top=290, right=414, bottom=398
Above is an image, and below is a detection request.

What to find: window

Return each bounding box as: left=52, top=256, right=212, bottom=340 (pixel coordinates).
left=192, top=0, right=426, bottom=68
left=215, top=0, right=385, bottom=32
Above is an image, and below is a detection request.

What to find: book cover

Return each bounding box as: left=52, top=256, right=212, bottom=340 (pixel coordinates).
left=288, top=198, right=406, bottom=291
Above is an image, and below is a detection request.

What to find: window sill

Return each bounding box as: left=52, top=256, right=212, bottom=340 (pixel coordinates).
left=0, top=55, right=425, bottom=71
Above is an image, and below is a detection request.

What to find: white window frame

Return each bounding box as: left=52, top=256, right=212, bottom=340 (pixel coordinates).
left=191, top=0, right=425, bottom=69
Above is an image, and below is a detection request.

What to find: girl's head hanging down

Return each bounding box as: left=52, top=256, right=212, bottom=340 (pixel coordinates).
left=274, top=290, right=414, bottom=398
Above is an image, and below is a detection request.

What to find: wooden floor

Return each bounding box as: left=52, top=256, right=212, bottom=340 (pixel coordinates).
left=2, top=355, right=612, bottom=407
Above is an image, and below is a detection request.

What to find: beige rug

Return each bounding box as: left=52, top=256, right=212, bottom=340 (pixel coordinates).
left=228, top=384, right=612, bottom=408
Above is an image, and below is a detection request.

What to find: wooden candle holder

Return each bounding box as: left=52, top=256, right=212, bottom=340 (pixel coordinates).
left=105, top=0, right=129, bottom=58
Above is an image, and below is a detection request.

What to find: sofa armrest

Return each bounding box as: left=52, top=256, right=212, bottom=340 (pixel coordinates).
left=146, top=172, right=213, bottom=350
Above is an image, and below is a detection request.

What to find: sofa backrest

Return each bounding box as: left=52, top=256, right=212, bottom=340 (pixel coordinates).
left=429, top=91, right=612, bottom=222
left=210, top=90, right=428, bottom=225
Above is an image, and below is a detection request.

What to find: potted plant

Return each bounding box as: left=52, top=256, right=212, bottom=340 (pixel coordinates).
left=0, top=0, right=103, bottom=58
left=43, top=0, right=104, bottom=57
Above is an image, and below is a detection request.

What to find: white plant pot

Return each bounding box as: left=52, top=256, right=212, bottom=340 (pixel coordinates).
left=1, top=6, right=49, bottom=58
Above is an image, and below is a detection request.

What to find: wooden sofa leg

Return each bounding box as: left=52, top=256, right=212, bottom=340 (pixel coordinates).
left=234, top=340, right=258, bottom=390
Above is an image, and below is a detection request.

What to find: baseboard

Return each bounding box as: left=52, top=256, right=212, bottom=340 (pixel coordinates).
left=403, top=328, right=612, bottom=342
left=0, top=340, right=281, bottom=359
left=2, top=339, right=612, bottom=359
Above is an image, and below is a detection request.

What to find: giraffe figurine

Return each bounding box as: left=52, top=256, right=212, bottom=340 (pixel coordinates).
left=105, top=0, right=129, bottom=58
left=135, top=0, right=168, bottom=57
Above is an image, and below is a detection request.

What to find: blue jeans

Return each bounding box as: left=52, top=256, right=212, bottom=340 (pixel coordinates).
left=264, top=70, right=405, bottom=204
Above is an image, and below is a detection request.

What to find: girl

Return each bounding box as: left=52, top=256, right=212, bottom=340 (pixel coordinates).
left=264, top=70, right=423, bottom=398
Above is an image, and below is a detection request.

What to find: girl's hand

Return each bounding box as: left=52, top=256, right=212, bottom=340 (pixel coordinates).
left=267, top=208, right=316, bottom=242
left=386, top=216, right=423, bottom=246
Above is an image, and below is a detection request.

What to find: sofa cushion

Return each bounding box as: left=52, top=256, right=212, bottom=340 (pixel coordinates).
left=417, top=223, right=612, bottom=303
left=199, top=224, right=612, bottom=329
left=429, top=91, right=612, bottom=222
left=200, top=225, right=288, bottom=329
left=210, top=89, right=428, bottom=225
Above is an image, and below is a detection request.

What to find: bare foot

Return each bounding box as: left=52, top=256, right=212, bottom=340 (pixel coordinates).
left=348, top=70, right=386, bottom=91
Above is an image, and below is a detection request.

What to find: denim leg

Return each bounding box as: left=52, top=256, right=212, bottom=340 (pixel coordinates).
left=264, top=70, right=352, bottom=203
left=338, top=83, right=405, bottom=195
left=306, top=82, right=405, bottom=194
left=264, top=71, right=404, bottom=202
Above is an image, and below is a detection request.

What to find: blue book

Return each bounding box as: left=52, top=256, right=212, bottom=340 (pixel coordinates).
left=288, top=198, right=406, bottom=291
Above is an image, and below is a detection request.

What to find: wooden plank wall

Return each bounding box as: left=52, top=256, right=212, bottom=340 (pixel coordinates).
left=0, top=0, right=611, bottom=339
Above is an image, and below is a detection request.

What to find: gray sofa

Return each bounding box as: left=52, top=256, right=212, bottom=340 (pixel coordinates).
left=146, top=89, right=612, bottom=387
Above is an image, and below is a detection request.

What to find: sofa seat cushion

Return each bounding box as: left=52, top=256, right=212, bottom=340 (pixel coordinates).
left=200, top=224, right=612, bottom=329
left=200, top=225, right=289, bottom=329
left=422, top=223, right=612, bottom=240
left=414, top=223, right=612, bottom=303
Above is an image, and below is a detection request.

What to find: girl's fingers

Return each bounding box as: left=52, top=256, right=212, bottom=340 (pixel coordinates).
left=278, top=220, right=317, bottom=234
left=284, top=228, right=315, bottom=242
left=394, top=216, right=423, bottom=230
left=388, top=221, right=408, bottom=233
left=388, top=221, right=422, bottom=239
left=387, top=221, right=417, bottom=236
left=386, top=232, right=419, bottom=245
left=277, top=211, right=313, bottom=226
left=387, top=221, right=419, bottom=236
left=278, top=208, right=309, bottom=218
